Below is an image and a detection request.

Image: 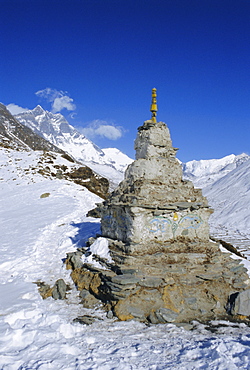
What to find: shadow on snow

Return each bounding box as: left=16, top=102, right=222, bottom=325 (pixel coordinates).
left=69, top=221, right=101, bottom=249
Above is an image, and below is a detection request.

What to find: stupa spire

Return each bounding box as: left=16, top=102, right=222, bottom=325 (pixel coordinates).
left=150, top=87, right=158, bottom=123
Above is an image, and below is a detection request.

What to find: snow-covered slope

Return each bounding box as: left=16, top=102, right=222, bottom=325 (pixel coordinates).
left=102, top=147, right=133, bottom=172
left=15, top=106, right=133, bottom=184
left=183, top=153, right=250, bottom=188
left=0, top=147, right=109, bottom=199
left=2, top=147, right=250, bottom=369
left=203, top=159, right=250, bottom=236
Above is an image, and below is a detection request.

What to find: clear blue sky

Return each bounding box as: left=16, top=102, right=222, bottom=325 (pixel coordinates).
left=1, top=0, right=250, bottom=162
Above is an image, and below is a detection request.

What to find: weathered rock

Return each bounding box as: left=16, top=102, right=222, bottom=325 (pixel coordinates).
left=52, top=279, right=68, bottom=300
left=111, top=275, right=140, bottom=285
left=79, top=289, right=100, bottom=308
left=35, top=281, right=53, bottom=299
left=154, top=308, right=179, bottom=323
left=73, top=315, right=99, bottom=325
left=65, top=252, right=83, bottom=270
left=230, top=289, right=250, bottom=316
left=40, top=192, right=50, bottom=198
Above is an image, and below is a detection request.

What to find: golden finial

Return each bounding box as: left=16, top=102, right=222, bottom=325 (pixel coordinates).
left=150, top=88, right=158, bottom=123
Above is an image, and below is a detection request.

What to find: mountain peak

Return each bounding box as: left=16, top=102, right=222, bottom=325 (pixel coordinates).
left=32, top=105, right=46, bottom=115
left=0, top=103, right=64, bottom=153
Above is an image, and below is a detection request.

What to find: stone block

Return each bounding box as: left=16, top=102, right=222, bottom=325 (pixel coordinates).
left=230, top=289, right=250, bottom=316
left=111, top=275, right=140, bottom=285
left=139, top=277, right=164, bottom=288
left=155, top=308, right=179, bottom=323
left=52, top=279, right=67, bottom=300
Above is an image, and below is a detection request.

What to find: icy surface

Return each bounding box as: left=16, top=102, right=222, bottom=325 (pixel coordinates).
left=2, top=148, right=250, bottom=369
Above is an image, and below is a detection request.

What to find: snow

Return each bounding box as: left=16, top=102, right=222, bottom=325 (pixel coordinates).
left=183, top=153, right=250, bottom=189
left=204, top=159, right=250, bottom=237
left=102, top=147, right=134, bottom=172
left=2, top=149, right=250, bottom=369
left=81, top=237, right=113, bottom=269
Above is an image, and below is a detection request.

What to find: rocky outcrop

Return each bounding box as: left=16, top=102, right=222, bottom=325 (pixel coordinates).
left=36, top=279, right=69, bottom=300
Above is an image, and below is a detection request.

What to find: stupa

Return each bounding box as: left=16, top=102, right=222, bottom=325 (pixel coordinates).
left=101, top=88, right=212, bottom=253
left=66, top=89, right=250, bottom=324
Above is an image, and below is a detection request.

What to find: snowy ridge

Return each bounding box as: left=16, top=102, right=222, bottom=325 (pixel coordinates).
left=102, top=147, right=133, bottom=172
left=15, top=106, right=108, bottom=163
left=183, top=153, right=250, bottom=188
left=15, top=106, right=133, bottom=184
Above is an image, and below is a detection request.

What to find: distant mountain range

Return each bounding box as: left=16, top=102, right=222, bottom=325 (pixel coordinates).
left=182, top=153, right=250, bottom=188
left=15, top=106, right=133, bottom=185
left=14, top=105, right=250, bottom=190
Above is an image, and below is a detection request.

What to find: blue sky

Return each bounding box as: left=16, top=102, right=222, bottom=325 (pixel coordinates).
left=1, top=0, right=250, bottom=162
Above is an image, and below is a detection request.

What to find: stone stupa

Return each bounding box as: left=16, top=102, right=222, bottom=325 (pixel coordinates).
left=101, top=88, right=212, bottom=253
left=66, top=89, right=250, bottom=324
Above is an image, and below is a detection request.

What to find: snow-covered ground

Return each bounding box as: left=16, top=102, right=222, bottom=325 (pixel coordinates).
left=2, top=150, right=250, bottom=369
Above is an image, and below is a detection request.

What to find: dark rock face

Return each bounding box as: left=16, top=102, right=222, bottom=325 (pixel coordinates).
left=0, top=103, right=64, bottom=152
left=52, top=279, right=67, bottom=300
left=67, top=167, right=109, bottom=199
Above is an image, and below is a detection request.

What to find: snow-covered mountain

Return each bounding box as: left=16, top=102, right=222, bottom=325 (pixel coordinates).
left=203, top=159, right=250, bottom=236
left=183, top=153, right=250, bottom=188
left=15, top=106, right=133, bottom=185
left=181, top=153, right=250, bottom=236
left=0, top=103, right=64, bottom=153
left=102, top=147, right=134, bottom=172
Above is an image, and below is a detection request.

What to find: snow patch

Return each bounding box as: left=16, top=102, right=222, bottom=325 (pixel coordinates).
left=81, top=237, right=113, bottom=269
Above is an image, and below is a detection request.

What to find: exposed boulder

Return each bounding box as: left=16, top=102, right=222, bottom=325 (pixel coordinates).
left=35, top=279, right=69, bottom=300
